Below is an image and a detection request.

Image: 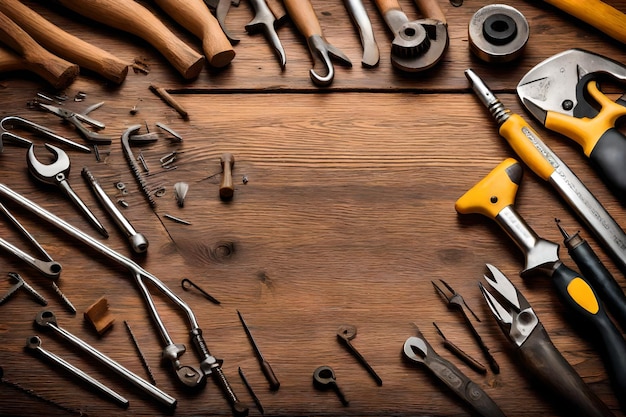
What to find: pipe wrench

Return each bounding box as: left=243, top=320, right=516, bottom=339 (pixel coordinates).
left=456, top=158, right=626, bottom=408
left=480, top=264, right=614, bottom=417
left=517, top=49, right=626, bottom=202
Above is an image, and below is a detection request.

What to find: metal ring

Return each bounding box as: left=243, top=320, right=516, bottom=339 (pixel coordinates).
left=468, top=4, right=529, bottom=63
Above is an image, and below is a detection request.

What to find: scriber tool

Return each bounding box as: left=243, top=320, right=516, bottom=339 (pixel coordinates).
left=480, top=263, right=615, bottom=417
left=237, top=310, right=280, bottom=391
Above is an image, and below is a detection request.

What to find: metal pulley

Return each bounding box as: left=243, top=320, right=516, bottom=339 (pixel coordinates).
left=468, top=4, right=529, bottom=63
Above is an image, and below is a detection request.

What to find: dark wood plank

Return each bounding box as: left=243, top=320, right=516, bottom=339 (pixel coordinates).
left=0, top=1, right=626, bottom=417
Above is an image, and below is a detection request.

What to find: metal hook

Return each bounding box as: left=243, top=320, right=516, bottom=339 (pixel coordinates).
left=307, top=35, right=352, bottom=87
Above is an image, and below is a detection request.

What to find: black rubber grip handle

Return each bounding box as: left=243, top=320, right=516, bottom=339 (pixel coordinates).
left=567, top=238, right=626, bottom=330
left=260, top=360, right=280, bottom=391
left=552, top=263, right=626, bottom=408
left=590, top=127, right=626, bottom=202
left=518, top=324, right=614, bottom=417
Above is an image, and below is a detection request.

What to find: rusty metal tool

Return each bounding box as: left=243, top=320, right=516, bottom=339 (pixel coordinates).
left=283, top=0, right=352, bottom=86
left=517, top=49, right=626, bottom=203
left=182, top=278, right=221, bottom=305
left=530, top=0, right=626, bottom=45
left=0, top=202, right=62, bottom=279
left=121, top=125, right=158, bottom=207
left=456, top=158, right=626, bottom=405
left=154, top=0, right=235, bottom=68
left=27, top=143, right=109, bottom=238
left=0, top=11, right=78, bottom=89
left=0, top=183, right=248, bottom=416
left=0, top=272, right=47, bottom=306
left=432, top=280, right=500, bottom=374
left=55, top=0, right=204, bottom=79
left=35, top=310, right=177, bottom=409
left=432, top=322, right=487, bottom=375
left=51, top=281, right=76, bottom=314
left=203, top=0, right=241, bottom=44
left=36, top=102, right=113, bottom=144
left=480, top=263, right=615, bottom=417
left=25, top=335, right=130, bottom=408
left=403, top=324, right=506, bottom=417
left=343, top=0, right=379, bottom=67
left=556, top=219, right=626, bottom=330
left=238, top=367, right=264, bottom=415
left=82, top=167, right=149, bottom=254
left=245, top=0, right=286, bottom=69
left=1, top=116, right=91, bottom=153
left=237, top=310, right=280, bottom=391
left=336, top=324, right=382, bottom=386
left=467, top=67, right=626, bottom=278
left=0, top=0, right=129, bottom=84
left=124, top=320, right=157, bottom=386
left=313, top=366, right=349, bottom=406
left=374, top=0, right=448, bottom=72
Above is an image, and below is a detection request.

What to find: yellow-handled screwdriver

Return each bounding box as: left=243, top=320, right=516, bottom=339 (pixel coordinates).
left=464, top=69, right=626, bottom=276
left=456, top=158, right=626, bottom=410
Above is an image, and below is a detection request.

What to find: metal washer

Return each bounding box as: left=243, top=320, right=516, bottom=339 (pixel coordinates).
left=468, top=4, right=529, bottom=63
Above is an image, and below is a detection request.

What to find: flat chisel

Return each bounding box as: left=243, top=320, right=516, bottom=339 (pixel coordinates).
left=465, top=68, right=626, bottom=275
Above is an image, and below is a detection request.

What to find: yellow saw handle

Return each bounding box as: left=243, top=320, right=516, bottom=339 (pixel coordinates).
left=541, top=0, right=626, bottom=44
left=455, top=158, right=522, bottom=220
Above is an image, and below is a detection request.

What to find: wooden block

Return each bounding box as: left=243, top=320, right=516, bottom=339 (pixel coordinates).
left=83, top=296, right=115, bottom=335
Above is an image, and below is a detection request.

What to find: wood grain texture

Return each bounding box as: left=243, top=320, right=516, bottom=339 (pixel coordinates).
left=0, top=1, right=625, bottom=416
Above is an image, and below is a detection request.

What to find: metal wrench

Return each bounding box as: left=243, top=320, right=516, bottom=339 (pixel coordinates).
left=343, top=0, right=379, bottom=67
left=336, top=324, right=382, bottom=386
left=245, top=0, right=286, bottom=69
left=25, top=335, right=129, bottom=408
left=0, top=183, right=248, bottom=416
left=1, top=116, right=91, bottom=153
left=283, top=0, right=352, bottom=86
left=35, top=310, right=177, bottom=410
left=27, top=143, right=108, bottom=238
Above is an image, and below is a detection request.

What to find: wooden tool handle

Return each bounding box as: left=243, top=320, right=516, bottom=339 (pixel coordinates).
left=283, top=0, right=322, bottom=37
left=0, top=46, right=25, bottom=73
left=153, top=0, right=234, bottom=68
left=0, top=0, right=128, bottom=84
left=374, top=0, right=403, bottom=16
left=414, top=0, right=446, bottom=24
left=57, top=0, right=204, bottom=79
left=219, top=153, right=235, bottom=200
left=0, top=11, right=78, bottom=89
left=543, top=0, right=626, bottom=44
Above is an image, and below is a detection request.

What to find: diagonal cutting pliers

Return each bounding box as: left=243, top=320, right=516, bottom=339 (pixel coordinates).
left=480, top=264, right=615, bottom=417
left=36, top=102, right=113, bottom=144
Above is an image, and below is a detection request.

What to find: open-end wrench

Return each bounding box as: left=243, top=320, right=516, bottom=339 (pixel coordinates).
left=283, top=0, right=352, bottom=86
left=343, top=0, right=379, bottom=67
left=336, top=325, right=382, bottom=386
left=25, top=335, right=129, bottom=408
left=0, top=184, right=248, bottom=416
left=245, top=0, right=286, bottom=69
left=374, top=0, right=448, bottom=72
left=35, top=310, right=177, bottom=410
left=27, top=143, right=108, bottom=238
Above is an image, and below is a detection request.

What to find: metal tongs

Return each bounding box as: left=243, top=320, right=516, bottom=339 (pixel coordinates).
left=480, top=264, right=615, bottom=417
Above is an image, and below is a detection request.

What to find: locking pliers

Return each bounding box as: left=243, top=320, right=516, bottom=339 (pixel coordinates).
left=480, top=264, right=614, bottom=417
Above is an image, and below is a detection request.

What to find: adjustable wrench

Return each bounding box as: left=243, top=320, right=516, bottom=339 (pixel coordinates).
left=374, top=0, right=448, bottom=72
left=456, top=158, right=626, bottom=407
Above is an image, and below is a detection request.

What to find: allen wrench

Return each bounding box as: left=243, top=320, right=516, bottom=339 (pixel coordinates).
left=0, top=183, right=248, bottom=416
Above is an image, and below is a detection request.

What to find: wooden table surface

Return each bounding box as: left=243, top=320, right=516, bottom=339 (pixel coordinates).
left=1, top=1, right=626, bottom=416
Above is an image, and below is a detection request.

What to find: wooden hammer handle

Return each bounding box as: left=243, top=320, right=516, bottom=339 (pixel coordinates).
left=153, top=0, right=234, bottom=68
left=374, top=0, right=403, bottom=16
left=283, top=0, right=322, bottom=38
left=0, top=11, right=78, bottom=89
left=414, top=0, right=446, bottom=24
left=542, top=0, right=626, bottom=44
left=57, top=0, right=204, bottom=79
left=0, top=0, right=129, bottom=84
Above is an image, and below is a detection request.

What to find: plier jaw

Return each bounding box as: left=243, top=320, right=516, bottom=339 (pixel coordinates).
left=480, top=263, right=538, bottom=347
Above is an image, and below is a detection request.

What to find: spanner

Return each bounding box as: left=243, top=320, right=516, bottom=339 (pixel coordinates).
left=27, top=143, right=108, bottom=238
left=336, top=324, right=382, bottom=386
left=35, top=310, right=177, bottom=410
left=25, top=335, right=129, bottom=408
